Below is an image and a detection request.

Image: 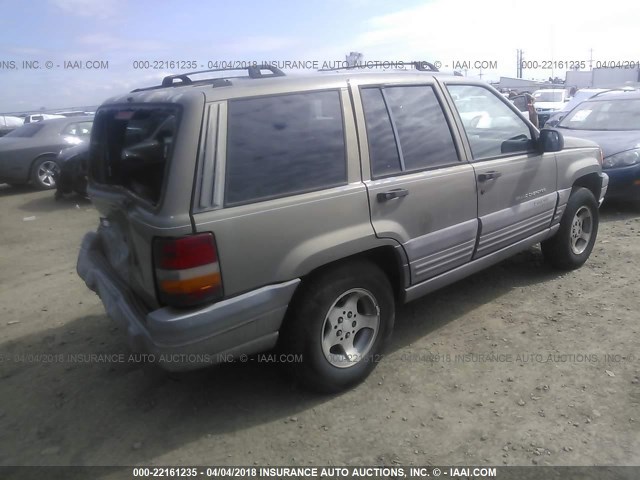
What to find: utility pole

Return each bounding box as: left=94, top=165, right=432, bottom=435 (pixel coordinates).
left=516, top=49, right=524, bottom=78
left=478, top=67, right=483, bottom=80
left=589, top=48, right=593, bottom=70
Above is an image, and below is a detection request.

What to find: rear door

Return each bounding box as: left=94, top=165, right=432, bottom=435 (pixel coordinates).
left=444, top=83, right=557, bottom=259
left=351, top=81, right=478, bottom=285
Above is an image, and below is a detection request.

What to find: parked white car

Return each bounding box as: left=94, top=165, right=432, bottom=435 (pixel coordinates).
left=532, top=89, right=569, bottom=126
left=0, top=115, right=24, bottom=136
left=23, top=113, right=66, bottom=124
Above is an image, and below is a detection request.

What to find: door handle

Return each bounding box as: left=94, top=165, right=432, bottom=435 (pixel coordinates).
left=478, top=171, right=502, bottom=182
left=377, top=188, right=410, bottom=201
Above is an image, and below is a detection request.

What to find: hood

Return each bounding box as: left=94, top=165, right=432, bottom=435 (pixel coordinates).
left=562, top=135, right=599, bottom=149
left=556, top=128, right=640, bottom=158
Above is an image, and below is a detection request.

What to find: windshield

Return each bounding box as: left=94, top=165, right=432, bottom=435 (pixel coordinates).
left=4, top=122, right=45, bottom=138
left=454, top=96, right=493, bottom=113
left=561, top=90, right=604, bottom=112
left=558, top=98, right=640, bottom=130
left=533, top=91, right=564, bottom=102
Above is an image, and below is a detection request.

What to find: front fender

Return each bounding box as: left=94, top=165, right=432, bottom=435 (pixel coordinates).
left=555, top=145, right=602, bottom=190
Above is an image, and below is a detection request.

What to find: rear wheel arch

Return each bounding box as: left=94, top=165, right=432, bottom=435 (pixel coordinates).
left=29, top=152, right=58, bottom=175
left=28, top=153, right=60, bottom=190
left=289, top=245, right=406, bottom=307
left=280, top=245, right=405, bottom=350
left=29, top=153, right=60, bottom=189
left=278, top=253, right=398, bottom=392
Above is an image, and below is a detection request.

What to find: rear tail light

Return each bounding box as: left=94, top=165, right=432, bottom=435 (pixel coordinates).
left=153, top=233, right=223, bottom=307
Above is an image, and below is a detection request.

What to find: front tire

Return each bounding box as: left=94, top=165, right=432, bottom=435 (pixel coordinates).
left=542, top=187, right=599, bottom=270
left=281, top=260, right=395, bottom=393
left=30, top=156, right=59, bottom=190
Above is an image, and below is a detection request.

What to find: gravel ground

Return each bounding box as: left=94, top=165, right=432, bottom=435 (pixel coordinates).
left=0, top=184, right=638, bottom=470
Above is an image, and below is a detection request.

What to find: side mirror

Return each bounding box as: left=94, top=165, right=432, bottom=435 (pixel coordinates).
left=538, top=128, right=564, bottom=153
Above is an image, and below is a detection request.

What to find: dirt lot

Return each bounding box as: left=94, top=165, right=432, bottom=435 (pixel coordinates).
left=0, top=184, right=639, bottom=470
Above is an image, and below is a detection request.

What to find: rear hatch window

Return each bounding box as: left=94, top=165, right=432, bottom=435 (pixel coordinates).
left=90, top=106, right=179, bottom=205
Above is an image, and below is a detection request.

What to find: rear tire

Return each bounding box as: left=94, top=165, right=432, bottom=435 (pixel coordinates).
left=542, top=187, right=599, bottom=270
left=30, top=156, right=59, bottom=190
left=281, top=260, right=395, bottom=393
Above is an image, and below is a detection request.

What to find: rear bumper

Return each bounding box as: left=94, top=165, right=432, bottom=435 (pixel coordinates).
left=77, top=232, right=300, bottom=371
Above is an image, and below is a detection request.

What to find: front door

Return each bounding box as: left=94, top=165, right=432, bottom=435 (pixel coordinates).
left=445, top=83, right=557, bottom=259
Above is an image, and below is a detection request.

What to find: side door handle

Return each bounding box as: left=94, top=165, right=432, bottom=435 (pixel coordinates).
left=377, top=188, right=410, bottom=201
left=478, top=171, right=502, bottom=182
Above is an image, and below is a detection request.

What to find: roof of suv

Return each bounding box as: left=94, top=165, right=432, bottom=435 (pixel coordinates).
left=102, top=70, right=468, bottom=106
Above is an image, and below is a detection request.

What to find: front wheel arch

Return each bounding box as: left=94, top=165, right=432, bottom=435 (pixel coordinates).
left=572, top=172, right=602, bottom=202
left=542, top=187, right=599, bottom=270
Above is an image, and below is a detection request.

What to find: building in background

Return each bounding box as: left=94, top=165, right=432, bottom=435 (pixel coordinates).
left=496, top=77, right=548, bottom=94
left=565, top=68, right=640, bottom=89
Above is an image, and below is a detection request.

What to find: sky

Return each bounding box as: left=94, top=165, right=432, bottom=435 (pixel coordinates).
left=0, top=0, right=638, bottom=113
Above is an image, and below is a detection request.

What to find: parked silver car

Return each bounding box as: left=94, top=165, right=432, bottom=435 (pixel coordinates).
left=0, top=116, right=93, bottom=189
left=78, top=65, right=608, bottom=392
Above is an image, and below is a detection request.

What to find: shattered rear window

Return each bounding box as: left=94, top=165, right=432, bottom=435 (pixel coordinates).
left=90, top=106, right=179, bottom=206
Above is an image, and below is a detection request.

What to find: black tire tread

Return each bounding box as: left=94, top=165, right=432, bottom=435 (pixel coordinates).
left=542, top=187, right=599, bottom=270
left=280, top=259, right=394, bottom=393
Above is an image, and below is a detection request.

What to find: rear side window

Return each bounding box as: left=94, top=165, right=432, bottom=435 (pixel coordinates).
left=90, top=106, right=178, bottom=206
left=225, top=90, right=346, bottom=206
left=62, top=121, right=93, bottom=137
left=361, top=85, right=459, bottom=178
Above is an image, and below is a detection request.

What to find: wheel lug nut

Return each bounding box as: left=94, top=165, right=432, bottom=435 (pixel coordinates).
left=346, top=332, right=350, bottom=338
left=338, top=317, right=343, bottom=323
left=347, top=312, right=352, bottom=318
left=337, top=330, right=342, bottom=336
left=352, top=321, right=356, bottom=327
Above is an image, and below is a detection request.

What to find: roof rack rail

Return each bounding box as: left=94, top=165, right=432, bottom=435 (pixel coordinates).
left=591, top=86, right=636, bottom=98
left=130, top=64, right=285, bottom=92
left=318, top=60, right=439, bottom=73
